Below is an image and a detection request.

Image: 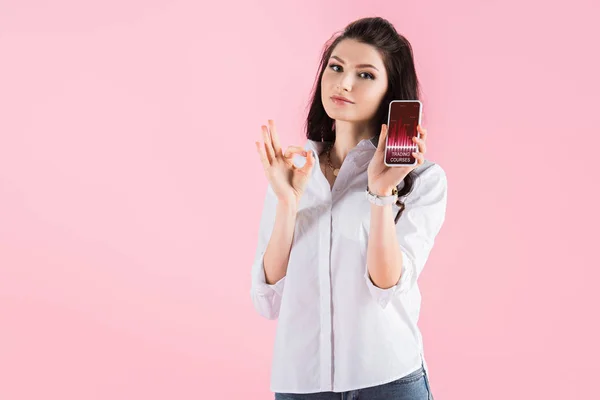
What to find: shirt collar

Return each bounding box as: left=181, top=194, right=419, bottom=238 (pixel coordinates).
left=304, top=135, right=379, bottom=156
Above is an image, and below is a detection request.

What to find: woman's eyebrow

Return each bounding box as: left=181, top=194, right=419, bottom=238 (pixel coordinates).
left=330, top=55, right=379, bottom=71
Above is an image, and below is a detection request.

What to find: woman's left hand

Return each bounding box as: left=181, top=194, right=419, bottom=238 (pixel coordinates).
left=367, top=123, right=427, bottom=196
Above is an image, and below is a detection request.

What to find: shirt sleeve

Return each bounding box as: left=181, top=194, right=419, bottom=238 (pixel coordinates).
left=364, top=163, right=448, bottom=309
left=250, top=183, right=287, bottom=320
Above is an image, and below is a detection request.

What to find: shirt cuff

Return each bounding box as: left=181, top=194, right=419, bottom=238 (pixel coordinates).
left=252, top=249, right=286, bottom=297
left=363, top=249, right=415, bottom=309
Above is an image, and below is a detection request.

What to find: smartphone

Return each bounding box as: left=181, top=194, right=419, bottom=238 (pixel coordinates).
left=384, top=100, right=422, bottom=167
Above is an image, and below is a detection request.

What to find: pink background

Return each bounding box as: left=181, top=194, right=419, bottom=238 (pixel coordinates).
left=1, top=1, right=599, bottom=399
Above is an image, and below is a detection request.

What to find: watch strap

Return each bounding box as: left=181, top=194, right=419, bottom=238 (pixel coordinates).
left=365, top=186, right=398, bottom=206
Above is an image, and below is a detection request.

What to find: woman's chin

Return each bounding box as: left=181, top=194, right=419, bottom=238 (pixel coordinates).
left=325, top=108, right=353, bottom=120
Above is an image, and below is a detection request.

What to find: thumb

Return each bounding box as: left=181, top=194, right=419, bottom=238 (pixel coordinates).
left=377, top=124, right=387, bottom=152
left=299, top=150, right=315, bottom=174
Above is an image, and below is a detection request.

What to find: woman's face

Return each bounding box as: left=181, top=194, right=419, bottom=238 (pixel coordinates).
left=321, top=39, right=389, bottom=125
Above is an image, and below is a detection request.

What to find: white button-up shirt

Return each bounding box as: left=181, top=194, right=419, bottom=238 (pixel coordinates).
left=250, top=135, right=448, bottom=394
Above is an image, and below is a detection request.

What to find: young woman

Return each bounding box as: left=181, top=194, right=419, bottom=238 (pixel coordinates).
left=251, top=17, right=446, bottom=400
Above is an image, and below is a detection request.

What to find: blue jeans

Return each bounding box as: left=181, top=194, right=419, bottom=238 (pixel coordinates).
left=274, top=365, right=434, bottom=400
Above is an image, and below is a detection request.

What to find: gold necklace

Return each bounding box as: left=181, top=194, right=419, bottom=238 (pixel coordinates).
left=325, top=144, right=340, bottom=176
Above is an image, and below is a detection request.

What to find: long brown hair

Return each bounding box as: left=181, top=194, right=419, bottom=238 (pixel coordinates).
left=304, top=17, right=421, bottom=224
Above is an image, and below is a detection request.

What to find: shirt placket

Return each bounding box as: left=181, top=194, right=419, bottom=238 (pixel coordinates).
left=319, top=198, right=334, bottom=390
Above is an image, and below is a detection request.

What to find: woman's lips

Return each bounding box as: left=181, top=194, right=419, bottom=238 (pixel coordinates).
left=331, top=96, right=353, bottom=105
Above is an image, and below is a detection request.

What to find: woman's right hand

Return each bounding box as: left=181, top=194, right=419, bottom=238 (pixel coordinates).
left=255, top=120, right=315, bottom=207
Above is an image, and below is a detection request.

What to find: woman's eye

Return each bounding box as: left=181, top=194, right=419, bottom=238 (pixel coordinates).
left=328, top=64, right=374, bottom=80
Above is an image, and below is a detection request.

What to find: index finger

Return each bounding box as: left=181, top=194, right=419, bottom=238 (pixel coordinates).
left=417, top=125, right=427, bottom=141
left=283, top=145, right=307, bottom=159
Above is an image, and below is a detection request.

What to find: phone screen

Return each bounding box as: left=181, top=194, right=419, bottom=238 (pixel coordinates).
left=384, top=100, right=422, bottom=167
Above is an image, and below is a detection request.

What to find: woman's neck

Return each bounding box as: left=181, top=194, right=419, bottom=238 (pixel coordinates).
left=329, top=120, right=378, bottom=166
